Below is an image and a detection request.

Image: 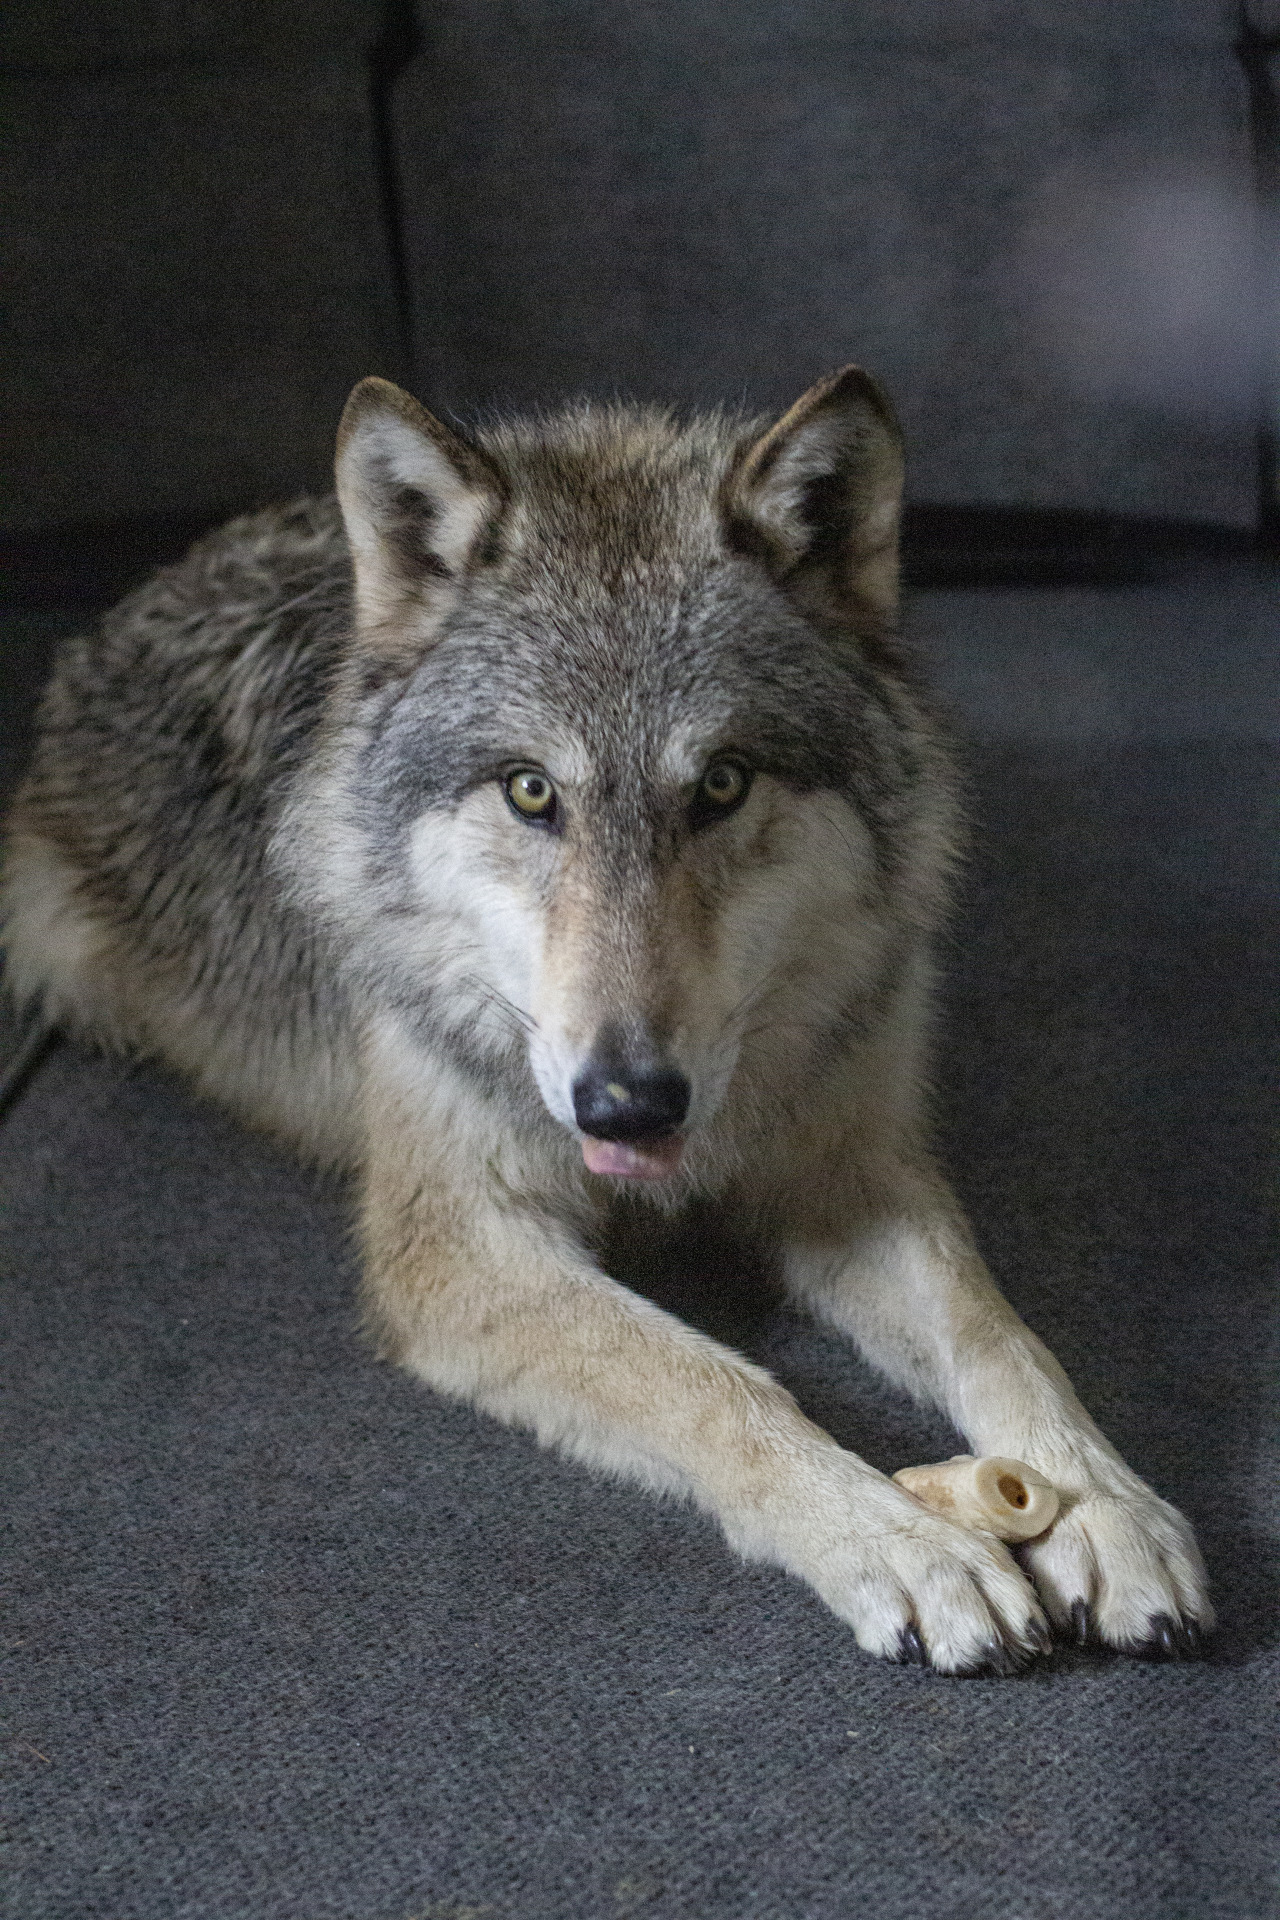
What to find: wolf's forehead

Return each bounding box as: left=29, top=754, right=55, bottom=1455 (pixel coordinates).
left=487, top=643, right=847, bottom=796
left=489, top=417, right=731, bottom=569
left=509, top=486, right=719, bottom=571
left=468, top=574, right=853, bottom=747
left=492, top=679, right=721, bottom=782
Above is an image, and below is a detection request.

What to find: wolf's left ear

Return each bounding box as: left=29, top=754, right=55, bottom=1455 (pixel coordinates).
left=335, top=376, right=506, bottom=638
left=723, top=366, right=905, bottom=627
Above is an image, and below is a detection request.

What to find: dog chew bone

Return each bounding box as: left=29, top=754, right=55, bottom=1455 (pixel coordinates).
left=892, top=1455, right=1059, bottom=1541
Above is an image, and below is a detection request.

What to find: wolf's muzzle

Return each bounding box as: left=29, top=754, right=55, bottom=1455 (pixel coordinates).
left=572, top=1060, right=691, bottom=1142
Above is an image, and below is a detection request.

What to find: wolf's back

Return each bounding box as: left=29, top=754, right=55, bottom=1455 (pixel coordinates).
left=0, top=494, right=363, bottom=1161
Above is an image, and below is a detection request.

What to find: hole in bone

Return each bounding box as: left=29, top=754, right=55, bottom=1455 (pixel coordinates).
left=997, top=1473, right=1029, bottom=1508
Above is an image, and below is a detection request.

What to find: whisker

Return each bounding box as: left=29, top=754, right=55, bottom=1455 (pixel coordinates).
left=714, top=971, right=777, bottom=1045
left=458, top=973, right=538, bottom=1038
left=738, top=1015, right=844, bottom=1047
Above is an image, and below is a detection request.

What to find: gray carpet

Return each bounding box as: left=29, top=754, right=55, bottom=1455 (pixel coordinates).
left=2, top=562, right=1278, bottom=1919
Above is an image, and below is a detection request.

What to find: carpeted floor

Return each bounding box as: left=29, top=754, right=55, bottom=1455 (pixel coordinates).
left=2, top=552, right=1277, bottom=1920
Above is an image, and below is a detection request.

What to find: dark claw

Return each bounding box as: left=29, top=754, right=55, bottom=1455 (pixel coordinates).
left=1141, top=1611, right=1206, bottom=1660
left=1070, top=1598, right=1093, bottom=1647
left=898, top=1625, right=928, bottom=1667
left=1147, top=1612, right=1181, bottom=1660
left=1028, top=1618, right=1054, bottom=1657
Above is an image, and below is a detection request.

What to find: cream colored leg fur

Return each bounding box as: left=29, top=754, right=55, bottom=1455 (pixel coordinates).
left=355, top=1015, right=1209, bottom=1675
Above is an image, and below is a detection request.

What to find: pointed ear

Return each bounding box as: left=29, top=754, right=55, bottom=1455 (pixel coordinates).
left=723, top=366, right=904, bottom=627
left=335, top=376, right=506, bottom=638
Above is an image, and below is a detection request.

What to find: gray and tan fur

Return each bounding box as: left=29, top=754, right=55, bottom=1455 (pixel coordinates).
left=2, top=368, right=1211, bottom=1672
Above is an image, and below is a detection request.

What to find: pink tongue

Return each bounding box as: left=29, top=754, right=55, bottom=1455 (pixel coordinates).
left=581, top=1134, right=685, bottom=1181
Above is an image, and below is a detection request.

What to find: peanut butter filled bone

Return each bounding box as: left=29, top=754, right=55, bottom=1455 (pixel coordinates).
left=893, top=1455, right=1059, bottom=1541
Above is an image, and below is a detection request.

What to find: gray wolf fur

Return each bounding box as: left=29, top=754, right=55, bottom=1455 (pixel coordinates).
left=1, top=368, right=1211, bottom=1672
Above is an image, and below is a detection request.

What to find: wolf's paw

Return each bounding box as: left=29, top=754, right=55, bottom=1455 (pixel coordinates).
left=810, top=1506, right=1052, bottom=1675
left=1018, top=1482, right=1213, bottom=1657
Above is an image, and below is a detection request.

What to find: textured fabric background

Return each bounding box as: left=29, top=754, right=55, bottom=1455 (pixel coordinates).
left=0, top=1, right=399, bottom=530
left=398, top=2, right=1257, bottom=523
left=2, top=559, right=1277, bottom=1919
left=1, top=0, right=1268, bottom=530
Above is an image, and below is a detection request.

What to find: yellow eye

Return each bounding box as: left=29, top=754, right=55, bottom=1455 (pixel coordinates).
left=505, top=767, right=558, bottom=823
left=700, top=760, right=749, bottom=808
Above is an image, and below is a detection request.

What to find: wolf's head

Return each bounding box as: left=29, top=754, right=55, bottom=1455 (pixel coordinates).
left=326, top=371, right=956, bottom=1187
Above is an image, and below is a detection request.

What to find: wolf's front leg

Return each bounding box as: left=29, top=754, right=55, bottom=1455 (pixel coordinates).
left=784, top=1159, right=1212, bottom=1656
left=359, top=1115, right=1048, bottom=1674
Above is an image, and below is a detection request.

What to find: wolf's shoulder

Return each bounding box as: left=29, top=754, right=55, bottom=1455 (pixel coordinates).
left=102, top=492, right=351, bottom=675
left=41, top=496, right=352, bottom=779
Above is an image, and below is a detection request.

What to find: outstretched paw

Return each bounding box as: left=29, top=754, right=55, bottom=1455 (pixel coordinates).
left=1021, top=1484, right=1213, bottom=1656
left=812, top=1501, right=1052, bottom=1676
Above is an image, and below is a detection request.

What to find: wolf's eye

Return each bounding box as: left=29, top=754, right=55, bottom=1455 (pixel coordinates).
left=691, top=758, right=751, bottom=827
left=505, top=767, right=558, bottom=826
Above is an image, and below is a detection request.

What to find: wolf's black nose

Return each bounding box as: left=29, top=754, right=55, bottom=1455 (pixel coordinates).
left=572, top=1061, right=691, bottom=1141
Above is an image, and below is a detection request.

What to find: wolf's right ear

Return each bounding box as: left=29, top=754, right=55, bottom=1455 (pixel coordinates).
left=723, top=366, right=905, bottom=629
left=335, top=377, right=506, bottom=640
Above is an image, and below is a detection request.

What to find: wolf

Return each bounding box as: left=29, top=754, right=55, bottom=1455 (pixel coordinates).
left=1, top=367, right=1211, bottom=1672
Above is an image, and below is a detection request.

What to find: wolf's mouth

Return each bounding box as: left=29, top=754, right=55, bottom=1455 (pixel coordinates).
left=580, top=1133, right=685, bottom=1181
